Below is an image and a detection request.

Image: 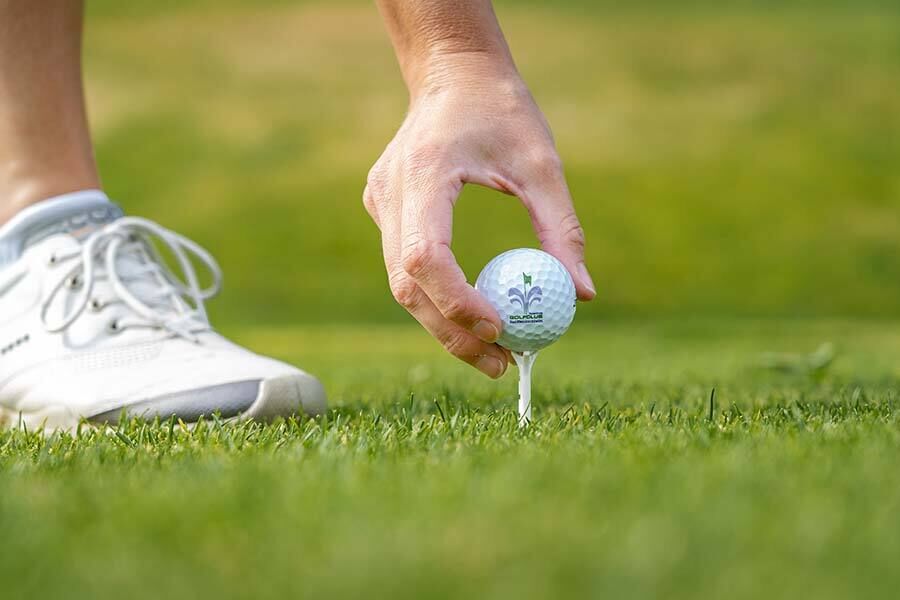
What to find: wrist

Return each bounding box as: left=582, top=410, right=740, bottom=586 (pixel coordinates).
left=405, top=49, right=520, bottom=102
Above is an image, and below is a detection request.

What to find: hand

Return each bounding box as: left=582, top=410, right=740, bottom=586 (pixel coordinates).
left=363, top=68, right=595, bottom=378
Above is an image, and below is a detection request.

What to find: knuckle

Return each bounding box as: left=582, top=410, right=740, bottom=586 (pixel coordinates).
left=401, top=238, right=437, bottom=279
left=388, top=273, right=421, bottom=311
left=529, top=149, right=564, bottom=179
left=439, top=328, right=473, bottom=359
left=560, top=212, right=586, bottom=250
left=441, top=293, right=472, bottom=324
left=361, top=187, right=378, bottom=219
left=364, top=167, right=388, bottom=202
left=402, top=144, right=442, bottom=173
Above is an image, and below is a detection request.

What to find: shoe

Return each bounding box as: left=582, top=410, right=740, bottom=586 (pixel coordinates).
left=0, top=190, right=327, bottom=430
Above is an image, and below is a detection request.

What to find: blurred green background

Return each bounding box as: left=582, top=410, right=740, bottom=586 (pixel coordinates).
left=82, top=0, right=900, bottom=325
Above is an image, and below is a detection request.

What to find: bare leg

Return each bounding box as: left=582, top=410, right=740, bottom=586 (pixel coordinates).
left=0, top=0, right=99, bottom=224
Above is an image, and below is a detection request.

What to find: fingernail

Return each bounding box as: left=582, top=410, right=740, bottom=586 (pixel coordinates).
left=472, top=319, right=500, bottom=343
left=577, top=262, right=596, bottom=297
left=476, top=355, right=506, bottom=379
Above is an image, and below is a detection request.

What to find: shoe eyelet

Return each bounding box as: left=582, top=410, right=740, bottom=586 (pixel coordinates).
left=107, top=320, right=121, bottom=334
left=65, top=275, right=82, bottom=289
left=47, top=254, right=58, bottom=267
left=89, top=298, right=104, bottom=312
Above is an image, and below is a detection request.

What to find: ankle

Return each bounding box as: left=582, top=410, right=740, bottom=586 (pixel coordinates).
left=0, top=174, right=101, bottom=226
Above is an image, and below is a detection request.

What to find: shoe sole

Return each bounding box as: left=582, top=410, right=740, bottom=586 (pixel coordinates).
left=0, top=372, right=327, bottom=432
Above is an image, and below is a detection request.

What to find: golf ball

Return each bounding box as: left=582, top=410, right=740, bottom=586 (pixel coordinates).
left=475, top=248, right=576, bottom=353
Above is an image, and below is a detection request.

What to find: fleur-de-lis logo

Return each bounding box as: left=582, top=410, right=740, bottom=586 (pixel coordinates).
left=508, top=272, right=543, bottom=314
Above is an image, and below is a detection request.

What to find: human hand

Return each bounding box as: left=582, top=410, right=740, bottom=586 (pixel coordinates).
left=364, top=66, right=595, bottom=378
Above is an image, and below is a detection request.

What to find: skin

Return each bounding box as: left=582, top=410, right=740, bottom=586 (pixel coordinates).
left=0, top=0, right=99, bottom=224
left=0, top=0, right=594, bottom=377
left=370, top=0, right=595, bottom=377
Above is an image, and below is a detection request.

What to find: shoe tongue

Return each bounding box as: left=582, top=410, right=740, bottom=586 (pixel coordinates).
left=0, top=190, right=123, bottom=266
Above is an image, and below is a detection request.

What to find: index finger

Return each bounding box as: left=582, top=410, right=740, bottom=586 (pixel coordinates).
left=398, top=169, right=503, bottom=344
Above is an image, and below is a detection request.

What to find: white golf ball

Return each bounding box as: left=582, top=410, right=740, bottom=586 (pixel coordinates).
left=475, top=248, right=576, bottom=353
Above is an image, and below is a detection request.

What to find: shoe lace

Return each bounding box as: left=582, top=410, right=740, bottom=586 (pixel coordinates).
left=40, top=217, right=223, bottom=341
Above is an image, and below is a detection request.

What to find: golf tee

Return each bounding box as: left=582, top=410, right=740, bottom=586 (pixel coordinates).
left=512, top=351, right=538, bottom=426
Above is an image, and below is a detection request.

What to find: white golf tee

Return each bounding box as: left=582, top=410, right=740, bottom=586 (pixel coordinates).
left=512, top=351, right=538, bottom=425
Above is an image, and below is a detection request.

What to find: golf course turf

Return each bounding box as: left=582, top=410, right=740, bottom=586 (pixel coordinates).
left=0, top=0, right=897, bottom=597
left=1, top=320, right=898, bottom=598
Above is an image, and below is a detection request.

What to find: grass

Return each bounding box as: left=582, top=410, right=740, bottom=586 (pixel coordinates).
left=79, top=0, right=900, bottom=323
left=1, top=319, right=898, bottom=599
left=3, top=1, right=898, bottom=597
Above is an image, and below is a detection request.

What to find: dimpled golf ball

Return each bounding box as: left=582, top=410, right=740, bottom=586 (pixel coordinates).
left=475, top=248, right=576, bottom=353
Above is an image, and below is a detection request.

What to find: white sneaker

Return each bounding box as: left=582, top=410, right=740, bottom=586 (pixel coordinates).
left=0, top=190, right=327, bottom=430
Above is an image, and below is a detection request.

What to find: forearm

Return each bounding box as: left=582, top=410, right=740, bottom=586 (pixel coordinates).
left=375, top=0, right=519, bottom=98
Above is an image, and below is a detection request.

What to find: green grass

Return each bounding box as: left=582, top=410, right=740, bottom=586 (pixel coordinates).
left=1, top=320, right=898, bottom=599
left=79, top=0, right=900, bottom=324
left=4, top=2, right=898, bottom=597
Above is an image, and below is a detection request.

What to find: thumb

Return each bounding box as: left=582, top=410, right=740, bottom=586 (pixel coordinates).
left=522, top=169, right=596, bottom=301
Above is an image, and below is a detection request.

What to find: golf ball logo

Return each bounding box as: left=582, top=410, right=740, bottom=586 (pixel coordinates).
left=508, top=273, right=544, bottom=324
left=476, top=248, right=576, bottom=353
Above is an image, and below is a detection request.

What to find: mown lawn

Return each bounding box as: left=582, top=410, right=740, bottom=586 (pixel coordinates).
left=1, top=320, right=897, bottom=599
left=3, top=1, right=897, bottom=597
